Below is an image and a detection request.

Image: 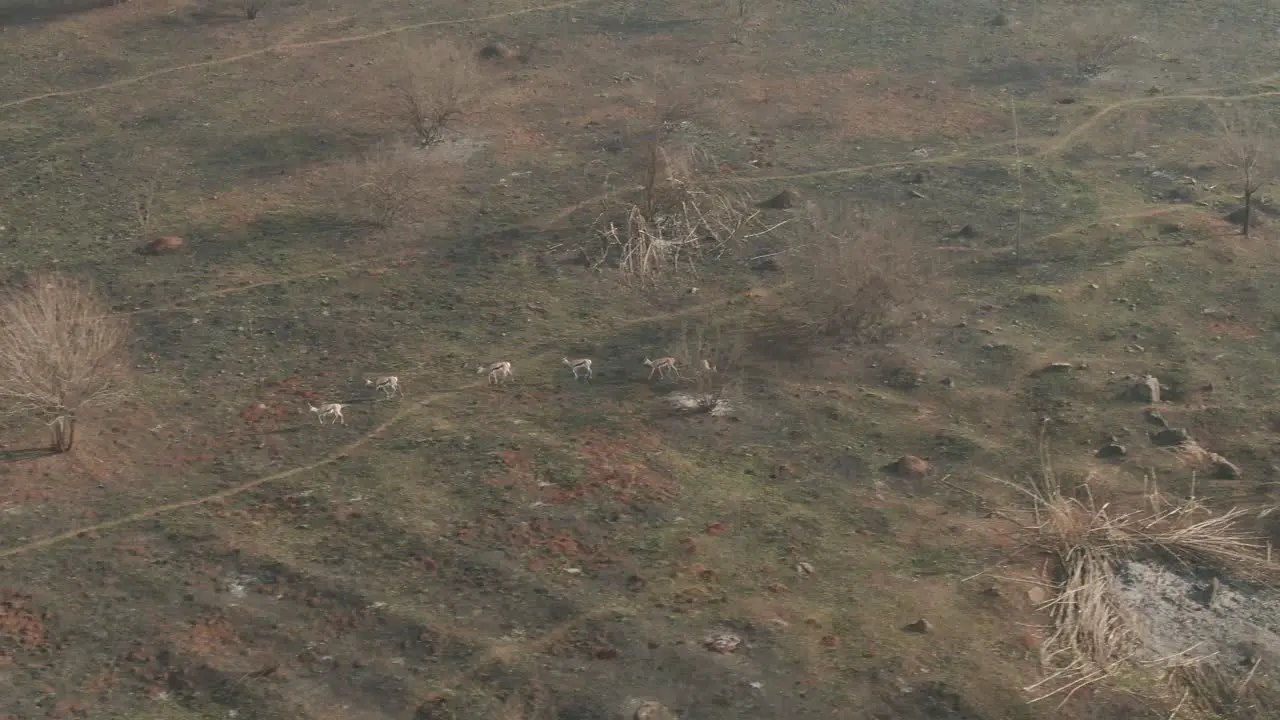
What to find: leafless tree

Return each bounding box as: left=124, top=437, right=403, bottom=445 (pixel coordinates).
left=1218, top=107, right=1272, bottom=238
left=396, top=41, right=475, bottom=147
left=0, top=276, right=130, bottom=452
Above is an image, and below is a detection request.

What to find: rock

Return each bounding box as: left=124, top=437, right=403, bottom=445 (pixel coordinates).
left=903, top=618, right=934, bottom=634
left=944, top=224, right=978, bottom=239
left=1143, top=409, right=1168, bottom=427
left=1158, top=222, right=1186, bottom=234
left=1038, top=362, right=1074, bottom=375
left=1150, top=427, right=1191, bottom=447
left=1208, top=453, right=1241, bottom=479
left=987, top=13, right=1008, bottom=27
left=633, top=700, right=676, bottom=720
left=1130, top=375, right=1162, bottom=403
left=885, top=455, right=930, bottom=478
left=1225, top=206, right=1264, bottom=228
left=478, top=42, right=512, bottom=60
left=138, top=235, right=184, bottom=255
left=940, top=377, right=955, bottom=388
left=1129, top=151, right=1147, bottom=160
left=757, top=189, right=801, bottom=209
left=1096, top=443, right=1127, bottom=459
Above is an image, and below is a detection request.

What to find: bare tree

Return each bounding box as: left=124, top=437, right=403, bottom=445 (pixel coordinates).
left=0, top=276, right=130, bottom=452
left=396, top=41, right=475, bottom=147
left=1218, top=107, right=1272, bottom=238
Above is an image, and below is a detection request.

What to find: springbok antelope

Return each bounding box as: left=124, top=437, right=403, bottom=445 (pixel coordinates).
left=563, top=357, right=593, bottom=381
left=308, top=402, right=346, bottom=425
left=478, top=361, right=513, bottom=385
left=366, top=375, right=400, bottom=398
left=644, top=356, right=680, bottom=380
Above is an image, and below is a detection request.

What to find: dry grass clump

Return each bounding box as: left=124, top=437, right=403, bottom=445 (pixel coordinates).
left=590, top=136, right=786, bottom=285
left=787, top=204, right=936, bottom=343
left=0, top=275, right=130, bottom=452
left=395, top=40, right=476, bottom=147
left=1003, top=436, right=1276, bottom=710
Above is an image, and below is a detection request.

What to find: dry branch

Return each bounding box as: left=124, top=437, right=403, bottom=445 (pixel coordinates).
left=395, top=41, right=475, bottom=147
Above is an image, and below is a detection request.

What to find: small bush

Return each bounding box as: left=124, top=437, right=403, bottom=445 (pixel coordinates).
left=1062, top=8, right=1140, bottom=78
left=243, top=0, right=267, bottom=19
left=788, top=205, right=935, bottom=343
left=350, top=141, right=432, bottom=228
left=396, top=41, right=475, bottom=147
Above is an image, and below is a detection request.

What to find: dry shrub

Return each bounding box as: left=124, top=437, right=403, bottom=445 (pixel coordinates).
left=242, top=0, right=267, bottom=19
left=1062, top=7, right=1141, bottom=78
left=1002, top=435, right=1276, bottom=709
left=669, top=319, right=746, bottom=414
left=788, top=205, right=935, bottom=343
left=0, top=275, right=130, bottom=452
left=591, top=135, right=784, bottom=284
left=396, top=40, right=476, bottom=147
left=349, top=141, right=432, bottom=228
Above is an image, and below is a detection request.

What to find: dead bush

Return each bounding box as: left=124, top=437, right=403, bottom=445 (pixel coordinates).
left=350, top=141, right=432, bottom=228
left=242, top=0, right=267, bottom=19
left=590, top=135, right=786, bottom=284
left=788, top=205, right=935, bottom=343
left=0, top=275, right=130, bottom=453
left=396, top=41, right=476, bottom=147
left=1062, top=8, right=1141, bottom=78
left=1001, top=433, right=1277, bottom=710
left=668, top=319, right=746, bottom=414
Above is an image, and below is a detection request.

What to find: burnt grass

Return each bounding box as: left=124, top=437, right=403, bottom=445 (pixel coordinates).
left=4, top=0, right=1280, bottom=718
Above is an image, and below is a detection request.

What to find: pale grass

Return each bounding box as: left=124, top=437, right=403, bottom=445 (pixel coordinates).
left=1002, top=432, right=1276, bottom=710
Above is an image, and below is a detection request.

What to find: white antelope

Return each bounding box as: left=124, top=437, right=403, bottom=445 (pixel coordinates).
left=644, top=356, right=680, bottom=380
left=563, top=357, right=593, bottom=381
left=478, top=361, right=513, bottom=385
left=366, top=375, right=400, bottom=398
left=308, top=402, right=346, bottom=425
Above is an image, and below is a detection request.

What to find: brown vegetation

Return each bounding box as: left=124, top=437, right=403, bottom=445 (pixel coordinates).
left=0, top=276, right=130, bottom=452
left=349, top=141, right=433, bottom=228
left=787, top=205, right=935, bottom=343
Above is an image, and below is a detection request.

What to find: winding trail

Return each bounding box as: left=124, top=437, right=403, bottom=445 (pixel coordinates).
left=0, top=0, right=602, bottom=111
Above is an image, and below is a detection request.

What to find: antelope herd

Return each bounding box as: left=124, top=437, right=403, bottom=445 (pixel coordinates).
left=306, top=356, right=708, bottom=428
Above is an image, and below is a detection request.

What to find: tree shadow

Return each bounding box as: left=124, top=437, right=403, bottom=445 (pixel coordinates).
left=0, top=447, right=56, bottom=463
left=0, top=0, right=115, bottom=29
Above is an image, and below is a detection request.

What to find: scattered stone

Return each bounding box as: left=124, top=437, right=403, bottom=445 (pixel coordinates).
left=1130, top=375, right=1162, bottom=403
left=903, top=618, right=934, bottom=634
left=795, top=561, right=815, bottom=576
left=1038, top=362, right=1074, bottom=375
left=940, top=377, right=955, bottom=388
left=478, top=42, right=512, bottom=60
left=944, top=224, right=978, bottom=239
left=1150, top=427, right=1191, bottom=447
left=1208, top=452, right=1241, bottom=479
left=138, top=235, right=184, bottom=255
left=1129, top=151, right=1147, bottom=160
left=1026, top=586, right=1048, bottom=605
left=1143, top=409, right=1168, bottom=427
left=757, top=189, right=801, bottom=209
left=704, top=633, right=743, bottom=654
left=885, top=455, right=930, bottom=478
left=632, top=700, right=675, bottom=720
left=1096, top=443, right=1127, bottom=459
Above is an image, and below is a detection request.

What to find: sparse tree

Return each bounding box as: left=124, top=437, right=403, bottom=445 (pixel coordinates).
left=0, top=276, right=130, bottom=453
left=1217, top=107, right=1272, bottom=238
left=396, top=41, right=475, bottom=147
